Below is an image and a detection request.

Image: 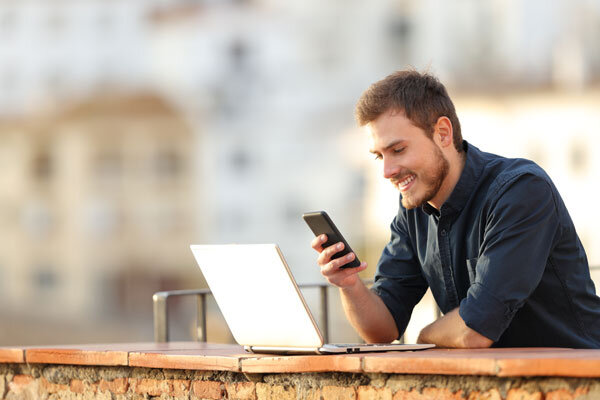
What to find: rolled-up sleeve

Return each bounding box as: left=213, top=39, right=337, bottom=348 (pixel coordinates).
left=371, top=212, right=429, bottom=337
left=459, top=173, right=561, bottom=341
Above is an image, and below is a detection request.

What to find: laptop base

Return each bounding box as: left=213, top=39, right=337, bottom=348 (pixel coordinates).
left=246, top=343, right=434, bottom=355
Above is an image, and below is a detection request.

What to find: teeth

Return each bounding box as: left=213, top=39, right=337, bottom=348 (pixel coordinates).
left=399, top=175, right=415, bottom=187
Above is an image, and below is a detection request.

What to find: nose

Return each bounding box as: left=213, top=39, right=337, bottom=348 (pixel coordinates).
left=382, top=157, right=400, bottom=180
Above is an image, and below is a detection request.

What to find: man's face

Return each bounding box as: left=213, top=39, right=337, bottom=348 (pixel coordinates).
left=367, top=110, right=449, bottom=209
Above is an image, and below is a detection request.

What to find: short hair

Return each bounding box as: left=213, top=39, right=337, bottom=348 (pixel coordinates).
left=355, top=70, right=463, bottom=152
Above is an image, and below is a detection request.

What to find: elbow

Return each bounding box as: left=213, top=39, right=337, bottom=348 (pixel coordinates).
left=365, top=333, right=398, bottom=344
left=362, top=326, right=400, bottom=344
left=461, top=330, right=493, bottom=348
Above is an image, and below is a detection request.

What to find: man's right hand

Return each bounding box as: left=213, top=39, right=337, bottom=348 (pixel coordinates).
left=311, top=234, right=368, bottom=288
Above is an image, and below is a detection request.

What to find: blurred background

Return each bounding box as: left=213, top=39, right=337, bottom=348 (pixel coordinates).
left=1, top=0, right=599, bottom=346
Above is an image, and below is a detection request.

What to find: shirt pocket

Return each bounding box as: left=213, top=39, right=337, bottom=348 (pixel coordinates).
left=466, top=257, right=478, bottom=283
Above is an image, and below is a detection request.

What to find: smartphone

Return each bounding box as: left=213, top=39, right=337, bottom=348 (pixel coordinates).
left=302, top=211, right=361, bottom=268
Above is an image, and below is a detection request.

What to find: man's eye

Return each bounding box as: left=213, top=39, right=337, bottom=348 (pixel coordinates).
left=373, top=154, right=382, bottom=161
left=394, top=147, right=405, bottom=154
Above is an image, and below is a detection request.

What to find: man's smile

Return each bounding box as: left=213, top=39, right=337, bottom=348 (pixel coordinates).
left=393, top=173, right=416, bottom=191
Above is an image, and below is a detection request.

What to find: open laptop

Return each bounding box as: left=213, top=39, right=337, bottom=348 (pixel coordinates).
left=190, top=244, right=434, bottom=354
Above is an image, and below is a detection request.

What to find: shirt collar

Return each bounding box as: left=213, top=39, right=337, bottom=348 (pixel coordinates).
left=421, top=140, right=484, bottom=217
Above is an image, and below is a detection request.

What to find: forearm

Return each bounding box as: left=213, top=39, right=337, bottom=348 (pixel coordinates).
left=340, top=281, right=399, bottom=343
left=417, top=308, right=493, bottom=348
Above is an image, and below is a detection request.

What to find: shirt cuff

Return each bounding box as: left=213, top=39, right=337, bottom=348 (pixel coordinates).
left=459, top=282, right=516, bottom=342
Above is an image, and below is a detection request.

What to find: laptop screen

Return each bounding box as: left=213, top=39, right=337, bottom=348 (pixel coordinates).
left=190, top=244, right=324, bottom=348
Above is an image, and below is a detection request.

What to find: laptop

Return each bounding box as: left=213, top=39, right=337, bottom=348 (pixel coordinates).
left=190, top=244, right=434, bottom=354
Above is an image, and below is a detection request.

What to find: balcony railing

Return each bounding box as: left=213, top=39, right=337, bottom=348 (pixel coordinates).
left=153, top=282, right=344, bottom=343
left=154, top=266, right=600, bottom=343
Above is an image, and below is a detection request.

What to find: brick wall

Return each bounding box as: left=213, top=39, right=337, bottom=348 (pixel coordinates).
left=0, top=364, right=597, bottom=400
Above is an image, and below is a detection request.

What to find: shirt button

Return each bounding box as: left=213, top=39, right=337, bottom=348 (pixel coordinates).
left=441, top=229, right=447, bottom=236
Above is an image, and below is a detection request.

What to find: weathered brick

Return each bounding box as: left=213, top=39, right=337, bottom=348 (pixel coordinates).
left=544, top=387, right=590, bottom=400
left=98, top=377, right=129, bottom=394
left=468, top=388, right=502, bottom=400
left=546, top=389, right=572, bottom=400
left=423, top=387, right=465, bottom=399
left=39, top=377, right=69, bottom=394
left=69, top=379, right=99, bottom=395
left=10, top=375, right=34, bottom=388
left=391, top=389, right=414, bottom=400
left=358, top=385, right=392, bottom=400
left=192, top=380, right=223, bottom=399
left=506, top=388, right=542, bottom=400
left=322, top=385, right=356, bottom=400
left=394, top=388, right=464, bottom=400
left=8, top=374, right=37, bottom=398
left=301, top=387, right=322, bottom=400
left=171, top=379, right=191, bottom=397
left=70, top=379, right=85, bottom=394
left=225, top=382, right=256, bottom=400
left=132, top=378, right=171, bottom=396
left=255, top=382, right=296, bottom=400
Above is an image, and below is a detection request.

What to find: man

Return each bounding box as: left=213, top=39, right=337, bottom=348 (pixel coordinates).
left=312, top=70, right=600, bottom=348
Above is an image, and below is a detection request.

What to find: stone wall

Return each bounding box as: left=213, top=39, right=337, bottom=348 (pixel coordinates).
left=1, top=363, right=598, bottom=400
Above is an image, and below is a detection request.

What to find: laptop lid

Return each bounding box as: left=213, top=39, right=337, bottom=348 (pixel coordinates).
left=190, top=244, right=324, bottom=349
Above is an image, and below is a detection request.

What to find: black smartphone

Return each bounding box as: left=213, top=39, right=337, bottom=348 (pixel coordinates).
left=302, top=211, right=361, bottom=268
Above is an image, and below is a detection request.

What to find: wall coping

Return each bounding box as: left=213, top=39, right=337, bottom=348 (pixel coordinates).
left=1, top=342, right=600, bottom=377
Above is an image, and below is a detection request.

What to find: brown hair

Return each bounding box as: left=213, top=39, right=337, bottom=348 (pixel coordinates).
left=355, top=70, right=463, bottom=152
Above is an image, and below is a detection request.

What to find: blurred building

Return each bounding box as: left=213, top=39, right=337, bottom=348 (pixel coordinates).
left=0, top=93, right=198, bottom=338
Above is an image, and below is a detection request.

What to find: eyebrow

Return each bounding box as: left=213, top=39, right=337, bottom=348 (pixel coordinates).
left=369, top=139, right=406, bottom=154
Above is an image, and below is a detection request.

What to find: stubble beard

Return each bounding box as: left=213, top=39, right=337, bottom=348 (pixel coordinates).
left=400, top=145, right=450, bottom=210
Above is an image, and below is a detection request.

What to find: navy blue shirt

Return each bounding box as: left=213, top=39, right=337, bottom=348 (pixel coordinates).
left=371, top=141, right=600, bottom=348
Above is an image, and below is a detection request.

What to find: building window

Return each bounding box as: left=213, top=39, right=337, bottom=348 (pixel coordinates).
left=229, top=149, right=251, bottom=173
left=83, top=199, right=120, bottom=238
left=31, top=264, right=60, bottom=295
left=32, top=150, right=53, bottom=181
left=230, top=38, right=248, bottom=72
left=154, top=149, right=183, bottom=179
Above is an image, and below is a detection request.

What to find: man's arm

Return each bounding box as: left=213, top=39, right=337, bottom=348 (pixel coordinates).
left=417, top=308, right=493, bottom=348
left=311, top=235, right=399, bottom=343
left=459, top=174, right=561, bottom=343
left=339, top=278, right=399, bottom=343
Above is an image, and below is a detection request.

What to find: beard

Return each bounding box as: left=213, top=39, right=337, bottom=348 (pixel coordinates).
left=398, top=145, right=450, bottom=210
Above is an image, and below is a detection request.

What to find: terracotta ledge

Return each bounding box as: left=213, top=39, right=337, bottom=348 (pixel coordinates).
left=0, top=347, right=24, bottom=363
left=1, top=343, right=600, bottom=377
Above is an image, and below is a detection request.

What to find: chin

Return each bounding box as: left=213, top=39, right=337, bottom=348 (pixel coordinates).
left=401, top=196, right=422, bottom=210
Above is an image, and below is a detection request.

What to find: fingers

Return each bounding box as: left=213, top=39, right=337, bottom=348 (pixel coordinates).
left=323, top=261, right=368, bottom=288
left=311, top=234, right=348, bottom=268
left=311, top=234, right=328, bottom=252
left=320, top=247, right=353, bottom=272
left=311, top=235, right=367, bottom=287
left=317, top=241, right=346, bottom=267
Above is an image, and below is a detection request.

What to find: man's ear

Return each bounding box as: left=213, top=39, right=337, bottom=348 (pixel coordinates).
left=434, top=116, right=453, bottom=148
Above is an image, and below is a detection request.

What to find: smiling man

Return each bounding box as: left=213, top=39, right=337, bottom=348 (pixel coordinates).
left=312, top=70, right=600, bottom=348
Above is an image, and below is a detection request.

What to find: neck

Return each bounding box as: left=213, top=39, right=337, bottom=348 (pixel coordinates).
left=428, top=150, right=466, bottom=210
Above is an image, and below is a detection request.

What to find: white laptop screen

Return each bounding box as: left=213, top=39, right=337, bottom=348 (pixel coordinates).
left=190, top=244, right=324, bottom=348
